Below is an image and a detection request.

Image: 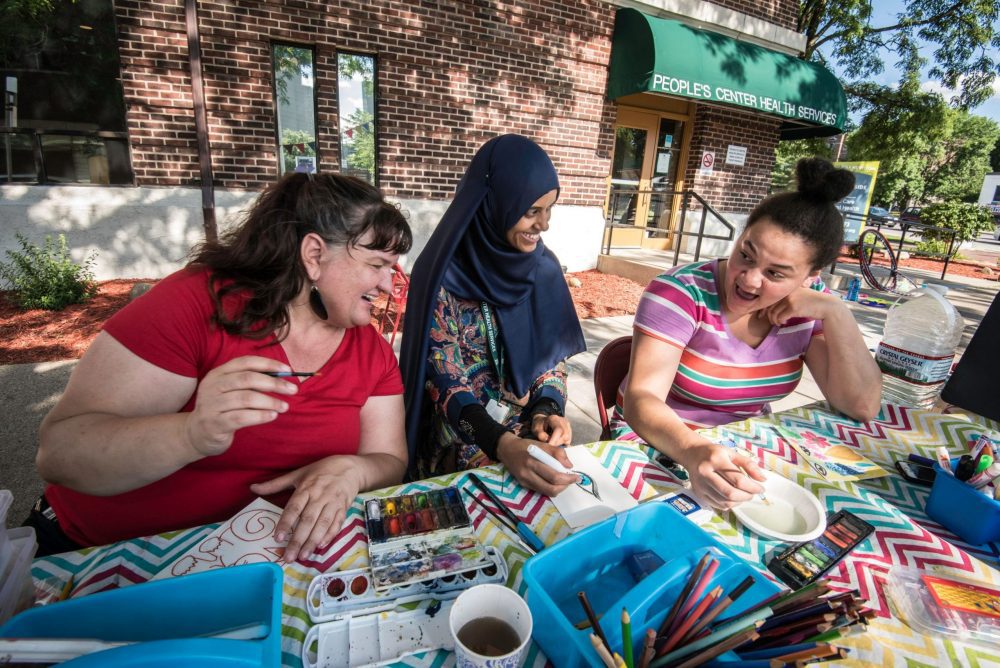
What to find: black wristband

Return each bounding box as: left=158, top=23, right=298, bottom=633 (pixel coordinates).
left=520, top=397, right=562, bottom=424
left=457, top=403, right=512, bottom=461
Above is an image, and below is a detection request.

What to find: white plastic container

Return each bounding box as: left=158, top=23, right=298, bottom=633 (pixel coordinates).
left=876, top=284, right=964, bottom=409
left=0, top=526, right=38, bottom=625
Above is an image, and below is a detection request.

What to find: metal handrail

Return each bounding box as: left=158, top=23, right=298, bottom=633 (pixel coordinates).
left=602, top=187, right=736, bottom=264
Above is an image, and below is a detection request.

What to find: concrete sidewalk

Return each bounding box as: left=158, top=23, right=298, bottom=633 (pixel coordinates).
left=3, top=260, right=998, bottom=529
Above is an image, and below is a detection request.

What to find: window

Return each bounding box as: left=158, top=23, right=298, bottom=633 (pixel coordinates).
left=272, top=44, right=318, bottom=176
left=1, top=0, right=132, bottom=184
left=337, top=53, right=377, bottom=184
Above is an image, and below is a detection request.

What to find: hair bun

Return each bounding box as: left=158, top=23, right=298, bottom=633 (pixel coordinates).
left=795, top=157, right=855, bottom=203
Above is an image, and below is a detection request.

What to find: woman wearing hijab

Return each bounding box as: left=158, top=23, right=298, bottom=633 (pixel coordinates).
left=400, top=134, right=587, bottom=495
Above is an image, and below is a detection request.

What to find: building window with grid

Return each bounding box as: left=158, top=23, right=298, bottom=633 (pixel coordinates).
left=337, top=53, right=377, bottom=184
left=272, top=43, right=318, bottom=176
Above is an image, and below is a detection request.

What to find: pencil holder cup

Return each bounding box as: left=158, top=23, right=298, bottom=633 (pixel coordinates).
left=926, top=459, right=1000, bottom=545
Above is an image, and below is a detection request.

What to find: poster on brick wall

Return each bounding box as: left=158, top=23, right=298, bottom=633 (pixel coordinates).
left=725, top=145, right=747, bottom=166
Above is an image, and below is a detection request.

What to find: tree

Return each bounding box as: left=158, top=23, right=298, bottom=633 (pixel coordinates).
left=800, top=0, right=1000, bottom=111
left=844, top=72, right=951, bottom=207
left=769, top=138, right=832, bottom=193
left=926, top=113, right=1000, bottom=202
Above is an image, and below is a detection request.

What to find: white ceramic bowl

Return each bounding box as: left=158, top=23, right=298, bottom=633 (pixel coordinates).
left=731, top=470, right=826, bottom=542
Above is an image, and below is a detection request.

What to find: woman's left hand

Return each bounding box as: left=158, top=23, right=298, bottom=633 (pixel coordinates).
left=529, top=414, right=572, bottom=446
left=758, top=286, right=838, bottom=326
left=250, top=456, right=363, bottom=563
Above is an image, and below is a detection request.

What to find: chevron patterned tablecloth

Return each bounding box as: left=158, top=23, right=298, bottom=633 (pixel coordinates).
left=28, top=402, right=1000, bottom=667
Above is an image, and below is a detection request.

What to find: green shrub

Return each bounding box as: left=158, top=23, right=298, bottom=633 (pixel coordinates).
left=913, top=239, right=952, bottom=257
left=918, top=202, right=995, bottom=248
left=0, top=233, right=98, bottom=310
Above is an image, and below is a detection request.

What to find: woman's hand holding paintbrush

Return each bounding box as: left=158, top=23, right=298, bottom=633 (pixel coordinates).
left=674, top=441, right=766, bottom=510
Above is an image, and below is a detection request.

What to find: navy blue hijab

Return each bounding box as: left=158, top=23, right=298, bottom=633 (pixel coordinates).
left=400, top=134, right=587, bottom=463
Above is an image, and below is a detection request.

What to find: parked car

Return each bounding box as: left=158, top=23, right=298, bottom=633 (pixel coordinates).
left=868, top=206, right=897, bottom=227
left=900, top=207, right=921, bottom=224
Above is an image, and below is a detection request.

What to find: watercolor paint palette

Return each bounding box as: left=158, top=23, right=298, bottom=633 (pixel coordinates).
left=364, top=487, right=470, bottom=542
left=302, top=600, right=456, bottom=668
left=766, top=509, right=875, bottom=589
left=306, top=546, right=508, bottom=623
left=364, top=486, right=491, bottom=591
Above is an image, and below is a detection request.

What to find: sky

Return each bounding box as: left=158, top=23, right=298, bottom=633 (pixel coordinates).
left=818, top=0, right=1000, bottom=124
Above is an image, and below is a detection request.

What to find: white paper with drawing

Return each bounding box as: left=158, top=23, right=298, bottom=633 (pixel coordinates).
left=152, top=497, right=288, bottom=580
left=552, top=446, right=638, bottom=529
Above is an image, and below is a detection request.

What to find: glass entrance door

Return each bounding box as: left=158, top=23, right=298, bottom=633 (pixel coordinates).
left=606, top=110, right=657, bottom=248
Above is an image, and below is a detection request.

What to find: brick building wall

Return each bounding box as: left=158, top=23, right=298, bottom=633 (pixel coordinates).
left=711, top=0, right=798, bottom=32
left=686, top=106, right=783, bottom=213
left=113, top=0, right=617, bottom=206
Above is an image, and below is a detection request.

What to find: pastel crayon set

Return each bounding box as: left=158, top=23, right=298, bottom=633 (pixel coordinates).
left=767, top=510, right=875, bottom=589
left=364, top=486, right=491, bottom=592
left=306, top=546, right=508, bottom=623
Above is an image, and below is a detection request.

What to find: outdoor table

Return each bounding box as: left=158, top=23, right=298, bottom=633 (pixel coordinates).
left=27, top=401, right=1000, bottom=667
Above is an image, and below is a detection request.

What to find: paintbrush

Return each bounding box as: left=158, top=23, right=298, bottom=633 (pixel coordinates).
left=263, top=370, right=320, bottom=377
left=465, top=491, right=537, bottom=555
left=716, top=467, right=770, bottom=505
left=467, top=473, right=546, bottom=552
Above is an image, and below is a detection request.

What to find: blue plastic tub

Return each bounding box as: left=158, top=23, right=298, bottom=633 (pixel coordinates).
left=0, top=562, right=283, bottom=667
left=926, top=458, right=1000, bottom=545
left=522, top=502, right=780, bottom=668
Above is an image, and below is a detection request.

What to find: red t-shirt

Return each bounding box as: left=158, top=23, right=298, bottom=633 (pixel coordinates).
left=46, top=268, right=403, bottom=547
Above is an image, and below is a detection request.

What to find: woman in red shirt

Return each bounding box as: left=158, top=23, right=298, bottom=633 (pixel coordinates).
left=33, top=173, right=411, bottom=563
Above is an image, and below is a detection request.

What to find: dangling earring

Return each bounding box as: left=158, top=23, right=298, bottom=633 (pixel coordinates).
left=309, top=283, right=329, bottom=320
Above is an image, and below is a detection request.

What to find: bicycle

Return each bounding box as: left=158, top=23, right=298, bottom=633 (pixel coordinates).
left=855, top=227, right=921, bottom=296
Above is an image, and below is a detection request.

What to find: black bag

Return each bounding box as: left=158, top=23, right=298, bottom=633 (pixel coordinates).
left=940, top=290, right=1000, bottom=421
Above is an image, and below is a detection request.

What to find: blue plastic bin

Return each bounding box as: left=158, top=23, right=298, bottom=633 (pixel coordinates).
left=926, top=458, right=1000, bottom=545
left=0, top=562, right=283, bottom=667
left=522, top=503, right=780, bottom=668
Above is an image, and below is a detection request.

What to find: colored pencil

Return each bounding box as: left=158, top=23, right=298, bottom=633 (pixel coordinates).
left=716, top=580, right=829, bottom=626
left=652, top=618, right=767, bottom=667
left=263, top=371, right=320, bottom=377
left=660, top=586, right=722, bottom=654
left=613, top=653, right=627, bottom=668
left=59, top=576, right=74, bottom=602
left=685, top=575, right=755, bottom=642
left=579, top=591, right=612, bottom=654
left=670, top=627, right=761, bottom=668
left=622, top=608, right=634, bottom=668
left=744, top=623, right=833, bottom=650
left=792, top=648, right=846, bottom=666
left=657, top=552, right=711, bottom=637
left=759, top=601, right=836, bottom=630
left=672, top=559, right=719, bottom=632
left=768, top=643, right=837, bottom=666
left=806, top=625, right=863, bottom=644
left=758, top=614, right=837, bottom=638
left=637, top=629, right=656, bottom=668
left=738, top=642, right=821, bottom=660
left=590, top=633, right=616, bottom=668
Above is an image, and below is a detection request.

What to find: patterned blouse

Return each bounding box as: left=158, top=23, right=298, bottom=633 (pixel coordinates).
left=420, top=286, right=567, bottom=476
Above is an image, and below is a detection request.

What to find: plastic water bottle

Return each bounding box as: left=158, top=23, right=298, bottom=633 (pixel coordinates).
left=845, top=277, right=861, bottom=302
left=876, top=284, right=964, bottom=409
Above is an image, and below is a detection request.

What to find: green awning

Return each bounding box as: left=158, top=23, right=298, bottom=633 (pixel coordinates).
left=608, top=8, right=847, bottom=139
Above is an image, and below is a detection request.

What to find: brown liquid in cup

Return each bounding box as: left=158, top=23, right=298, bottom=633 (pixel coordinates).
left=457, top=616, right=521, bottom=657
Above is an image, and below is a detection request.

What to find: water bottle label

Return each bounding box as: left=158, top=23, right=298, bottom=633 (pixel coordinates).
left=876, top=342, right=954, bottom=384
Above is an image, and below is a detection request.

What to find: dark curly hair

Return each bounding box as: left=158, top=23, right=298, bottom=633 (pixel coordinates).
left=746, top=157, right=855, bottom=270
left=189, top=172, right=412, bottom=339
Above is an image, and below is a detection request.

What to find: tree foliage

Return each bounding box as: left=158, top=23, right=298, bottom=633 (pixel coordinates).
left=800, top=0, right=1000, bottom=110
left=770, top=138, right=833, bottom=193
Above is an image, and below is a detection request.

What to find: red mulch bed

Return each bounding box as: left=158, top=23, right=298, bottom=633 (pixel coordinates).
left=837, top=252, right=999, bottom=282
left=1, top=271, right=646, bottom=365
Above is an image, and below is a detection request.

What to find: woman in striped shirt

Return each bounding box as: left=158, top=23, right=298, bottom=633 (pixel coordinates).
left=617, top=158, right=881, bottom=508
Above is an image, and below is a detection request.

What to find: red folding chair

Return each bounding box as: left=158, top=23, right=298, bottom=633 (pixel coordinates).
left=592, top=335, right=632, bottom=440
left=376, top=264, right=409, bottom=346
